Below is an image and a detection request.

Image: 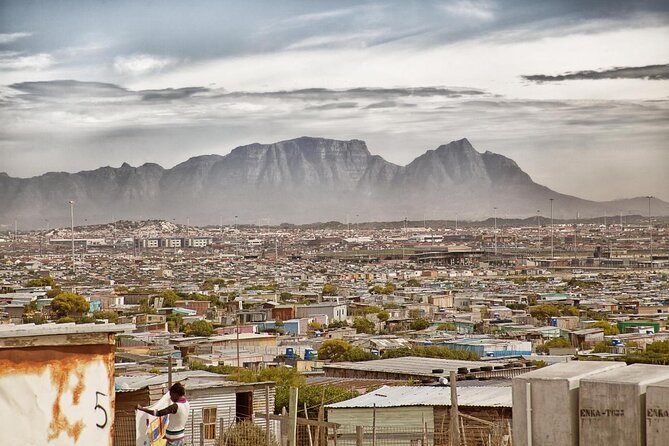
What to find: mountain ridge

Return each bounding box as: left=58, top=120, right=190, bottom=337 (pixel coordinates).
left=1, top=136, right=667, bottom=228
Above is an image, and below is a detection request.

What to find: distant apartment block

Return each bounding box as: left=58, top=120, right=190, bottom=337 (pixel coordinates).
left=134, top=236, right=212, bottom=248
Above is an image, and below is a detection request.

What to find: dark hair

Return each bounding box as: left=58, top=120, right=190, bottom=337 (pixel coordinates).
left=169, top=382, right=186, bottom=397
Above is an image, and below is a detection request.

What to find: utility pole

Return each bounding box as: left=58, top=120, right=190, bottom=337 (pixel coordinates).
left=493, top=207, right=498, bottom=257
left=69, top=200, right=76, bottom=275
left=647, top=196, right=654, bottom=268
left=573, top=212, right=578, bottom=265
left=549, top=198, right=554, bottom=259
left=236, top=312, right=241, bottom=369
left=403, top=217, right=408, bottom=260
left=449, top=371, right=460, bottom=446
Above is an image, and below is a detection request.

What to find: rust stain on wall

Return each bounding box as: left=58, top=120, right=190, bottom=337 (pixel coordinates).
left=0, top=344, right=113, bottom=444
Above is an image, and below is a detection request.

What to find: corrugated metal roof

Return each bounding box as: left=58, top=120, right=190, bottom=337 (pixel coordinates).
left=115, top=371, right=275, bottom=392
left=326, top=385, right=511, bottom=408
left=324, top=356, right=507, bottom=378
left=0, top=322, right=134, bottom=338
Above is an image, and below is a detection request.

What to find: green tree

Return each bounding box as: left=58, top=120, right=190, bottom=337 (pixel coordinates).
left=535, top=337, right=572, bottom=354
left=279, top=292, right=293, bottom=301
left=406, top=278, right=421, bottom=287
left=587, top=320, right=619, bottom=336
left=93, top=311, right=119, bottom=323
left=308, top=321, right=324, bottom=332
left=561, top=305, right=580, bottom=316
left=51, top=292, right=89, bottom=318
left=409, top=318, right=431, bottom=331
left=529, top=304, right=561, bottom=322
left=352, top=317, right=375, bottom=334
left=327, top=320, right=348, bottom=329
left=138, top=298, right=155, bottom=314
left=592, top=341, right=610, bottom=353
left=167, top=313, right=184, bottom=332
left=24, top=276, right=56, bottom=288
left=317, top=339, right=374, bottom=362
left=437, top=322, right=457, bottom=331
left=184, top=320, right=214, bottom=337
left=46, top=287, right=63, bottom=298
left=318, top=340, right=353, bottom=361
left=322, top=283, right=338, bottom=296
left=377, top=310, right=390, bottom=322
left=381, top=346, right=478, bottom=361
left=408, top=309, right=422, bottom=319
left=160, top=290, right=179, bottom=307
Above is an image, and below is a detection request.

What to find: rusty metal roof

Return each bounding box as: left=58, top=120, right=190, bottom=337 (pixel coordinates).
left=0, top=322, right=134, bottom=338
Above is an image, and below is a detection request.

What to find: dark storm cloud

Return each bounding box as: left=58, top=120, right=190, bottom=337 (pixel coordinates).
left=8, top=80, right=209, bottom=102
left=3, top=0, right=667, bottom=67
left=522, top=63, right=669, bottom=82
left=139, top=87, right=209, bottom=101
left=226, top=87, right=486, bottom=100
left=306, top=102, right=358, bottom=110
left=365, top=101, right=398, bottom=109
left=9, top=80, right=128, bottom=98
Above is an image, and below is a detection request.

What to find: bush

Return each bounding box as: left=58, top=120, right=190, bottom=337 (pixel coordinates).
left=317, top=340, right=375, bottom=362
left=352, top=317, right=375, bottom=334
left=535, top=337, right=571, bottom=354
left=184, top=320, right=214, bottom=337
left=587, top=321, right=619, bottom=336
left=219, top=420, right=278, bottom=446
left=409, top=318, right=431, bottom=331
left=437, top=323, right=457, bottom=331
left=51, top=292, right=89, bottom=318
left=381, top=346, right=479, bottom=361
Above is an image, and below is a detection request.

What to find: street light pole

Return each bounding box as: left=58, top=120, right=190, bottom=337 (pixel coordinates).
left=549, top=198, right=554, bottom=259
left=647, top=196, right=654, bottom=267
left=493, top=207, right=497, bottom=256
left=69, top=200, right=75, bottom=275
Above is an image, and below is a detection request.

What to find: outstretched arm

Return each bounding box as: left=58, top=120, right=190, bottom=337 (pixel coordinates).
left=136, top=404, right=178, bottom=417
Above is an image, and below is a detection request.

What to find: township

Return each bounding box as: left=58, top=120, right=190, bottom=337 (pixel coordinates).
left=1, top=217, right=668, bottom=446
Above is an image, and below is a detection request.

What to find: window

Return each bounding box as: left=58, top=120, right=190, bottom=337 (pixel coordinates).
left=202, top=407, right=217, bottom=440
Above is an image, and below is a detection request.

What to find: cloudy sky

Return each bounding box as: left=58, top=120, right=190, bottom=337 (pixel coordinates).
left=1, top=0, right=668, bottom=201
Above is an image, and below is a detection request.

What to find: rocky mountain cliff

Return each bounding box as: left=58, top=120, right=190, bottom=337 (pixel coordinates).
left=1, top=137, right=667, bottom=228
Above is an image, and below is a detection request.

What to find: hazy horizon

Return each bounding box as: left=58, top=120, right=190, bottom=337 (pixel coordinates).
left=1, top=0, right=668, bottom=201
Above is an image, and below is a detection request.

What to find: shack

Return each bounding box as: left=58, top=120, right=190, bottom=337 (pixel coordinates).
left=0, top=323, right=132, bottom=446
left=326, top=385, right=512, bottom=446
left=114, top=371, right=276, bottom=446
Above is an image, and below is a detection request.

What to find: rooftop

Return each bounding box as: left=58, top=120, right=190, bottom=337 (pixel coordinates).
left=326, top=385, right=511, bottom=408
left=323, top=356, right=508, bottom=378
left=0, top=322, right=134, bottom=339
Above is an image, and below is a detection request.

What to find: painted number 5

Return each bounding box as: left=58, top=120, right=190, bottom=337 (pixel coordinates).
left=95, top=391, right=108, bottom=429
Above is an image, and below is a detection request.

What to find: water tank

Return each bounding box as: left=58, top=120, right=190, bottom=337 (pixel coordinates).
left=285, top=347, right=294, bottom=359
left=512, top=361, right=625, bottom=446
left=304, top=348, right=313, bottom=360
left=646, top=378, right=669, bottom=446
left=580, top=364, right=669, bottom=446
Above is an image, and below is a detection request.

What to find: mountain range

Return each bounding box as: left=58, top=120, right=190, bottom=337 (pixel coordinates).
left=1, top=137, right=667, bottom=228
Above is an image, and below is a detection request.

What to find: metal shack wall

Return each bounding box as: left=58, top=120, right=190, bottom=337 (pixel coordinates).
left=579, top=364, right=669, bottom=446
left=512, top=361, right=624, bottom=446
left=0, top=333, right=116, bottom=446
left=645, top=378, right=669, bottom=446
left=327, top=406, right=434, bottom=433
left=186, top=383, right=275, bottom=445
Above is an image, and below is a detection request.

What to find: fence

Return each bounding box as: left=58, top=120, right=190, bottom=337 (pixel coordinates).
left=114, top=415, right=510, bottom=446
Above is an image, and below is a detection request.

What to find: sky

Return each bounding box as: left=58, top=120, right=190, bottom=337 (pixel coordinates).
left=1, top=0, right=668, bottom=201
